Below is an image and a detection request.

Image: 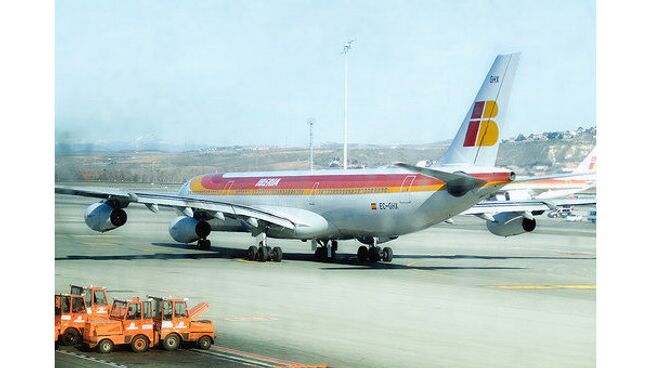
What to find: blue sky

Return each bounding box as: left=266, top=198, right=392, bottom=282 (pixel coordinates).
left=55, top=0, right=595, bottom=147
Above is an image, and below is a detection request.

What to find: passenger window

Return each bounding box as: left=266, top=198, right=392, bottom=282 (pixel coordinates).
left=151, top=299, right=162, bottom=320
left=174, top=302, right=188, bottom=318
left=61, top=296, right=70, bottom=314
left=163, top=301, right=173, bottom=321
left=143, top=301, right=153, bottom=319
left=85, top=289, right=93, bottom=306
left=72, top=297, right=85, bottom=313
left=55, top=296, right=62, bottom=315
left=94, top=290, right=108, bottom=306
left=126, top=303, right=141, bottom=320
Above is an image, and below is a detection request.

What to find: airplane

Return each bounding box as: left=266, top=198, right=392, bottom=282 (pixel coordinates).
left=56, top=53, right=593, bottom=264
left=491, top=146, right=597, bottom=201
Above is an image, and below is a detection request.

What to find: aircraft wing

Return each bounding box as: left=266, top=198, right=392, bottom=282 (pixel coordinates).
left=55, top=186, right=296, bottom=230
left=461, top=197, right=596, bottom=216
left=513, top=172, right=593, bottom=182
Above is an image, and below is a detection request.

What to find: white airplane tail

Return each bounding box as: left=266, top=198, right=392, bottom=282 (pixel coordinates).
left=574, top=147, right=597, bottom=173
left=437, top=53, right=520, bottom=167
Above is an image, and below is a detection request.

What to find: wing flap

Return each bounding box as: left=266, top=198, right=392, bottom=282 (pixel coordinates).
left=55, top=186, right=296, bottom=230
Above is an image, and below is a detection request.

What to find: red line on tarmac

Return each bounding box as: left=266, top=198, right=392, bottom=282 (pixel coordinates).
left=211, top=345, right=300, bottom=366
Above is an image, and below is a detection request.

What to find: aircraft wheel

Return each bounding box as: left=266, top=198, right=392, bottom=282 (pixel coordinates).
left=271, top=247, right=283, bottom=262
left=247, top=246, right=258, bottom=260
left=197, top=335, right=212, bottom=350
left=162, top=334, right=181, bottom=351
left=382, top=247, right=393, bottom=262
left=357, top=246, right=369, bottom=262
left=97, top=339, right=114, bottom=354
left=131, top=335, right=149, bottom=353
left=257, top=246, right=269, bottom=262
left=62, top=328, right=81, bottom=346
left=369, top=247, right=381, bottom=263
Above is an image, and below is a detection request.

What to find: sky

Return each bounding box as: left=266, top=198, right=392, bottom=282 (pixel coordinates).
left=55, top=0, right=595, bottom=148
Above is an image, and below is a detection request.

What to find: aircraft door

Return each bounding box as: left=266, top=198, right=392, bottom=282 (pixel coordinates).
left=224, top=181, right=234, bottom=194
left=399, top=176, right=416, bottom=204
left=308, top=182, right=319, bottom=205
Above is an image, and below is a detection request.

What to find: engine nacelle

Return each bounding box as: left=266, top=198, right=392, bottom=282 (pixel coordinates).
left=486, top=212, right=536, bottom=237
left=169, top=216, right=211, bottom=244
left=84, top=203, right=127, bottom=232
left=493, top=189, right=532, bottom=201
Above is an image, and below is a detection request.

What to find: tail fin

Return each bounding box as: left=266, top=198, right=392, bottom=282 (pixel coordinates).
left=574, top=146, right=597, bottom=173
left=437, top=53, right=520, bottom=167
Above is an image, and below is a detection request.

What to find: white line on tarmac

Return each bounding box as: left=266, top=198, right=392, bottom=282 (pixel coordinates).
left=191, top=349, right=279, bottom=367
left=56, top=350, right=128, bottom=368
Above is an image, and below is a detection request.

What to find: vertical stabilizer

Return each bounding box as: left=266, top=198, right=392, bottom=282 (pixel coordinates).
left=574, top=147, right=597, bottom=173
left=437, top=53, right=520, bottom=167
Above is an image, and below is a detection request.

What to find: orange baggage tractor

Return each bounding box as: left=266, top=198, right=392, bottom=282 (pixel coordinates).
left=83, top=297, right=156, bottom=353
left=149, top=296, right=215, bottom=350
left=55, top=293, right=87, bottom=346
left=70, top=284, right=111, bottom=318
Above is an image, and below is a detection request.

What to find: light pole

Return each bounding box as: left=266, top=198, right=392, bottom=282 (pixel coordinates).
left=342, top=40, right=354, bottom=170
left=307, top=119, right=314, bottom=171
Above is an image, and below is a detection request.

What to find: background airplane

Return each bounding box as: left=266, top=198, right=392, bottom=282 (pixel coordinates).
left=56, top=53, right=593, bottom=264
left=493, top=146, right=597, bottom=201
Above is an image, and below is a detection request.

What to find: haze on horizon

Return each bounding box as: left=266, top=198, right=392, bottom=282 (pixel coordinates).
left=56, top=0, right=595, bottom=148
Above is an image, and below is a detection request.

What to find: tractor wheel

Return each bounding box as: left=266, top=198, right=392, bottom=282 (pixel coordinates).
left=97, top=339, right=114, bottom=354
left=62, top=328, right=81, bottom=346
left=131, top=335, right=149, bottom=353
left=162, top=334, right=181, bottom=351
left=197, top=335, right=212, bottom=350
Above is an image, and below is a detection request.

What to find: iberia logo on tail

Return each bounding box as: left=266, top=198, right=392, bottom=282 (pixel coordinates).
left=463, top=100, right=499, bottom=147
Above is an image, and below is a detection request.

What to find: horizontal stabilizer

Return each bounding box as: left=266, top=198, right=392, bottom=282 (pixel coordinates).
left=513, top=172, right=592, bottom=183
left=395, top=163, right=486, bottom=197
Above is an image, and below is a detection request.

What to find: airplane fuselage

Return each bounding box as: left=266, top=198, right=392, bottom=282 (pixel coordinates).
left=178, top=167, right=513, bottom=241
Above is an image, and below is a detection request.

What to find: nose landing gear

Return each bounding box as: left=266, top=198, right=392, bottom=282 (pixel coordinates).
left=314, top=240, right=337, bottom=262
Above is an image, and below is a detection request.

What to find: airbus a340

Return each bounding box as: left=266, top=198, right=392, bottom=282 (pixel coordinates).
left=56, top=53, right=593, bottom=263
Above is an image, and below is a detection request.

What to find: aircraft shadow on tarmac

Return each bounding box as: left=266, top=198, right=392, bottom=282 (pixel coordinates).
left=52, top=242, right=578, bottom=271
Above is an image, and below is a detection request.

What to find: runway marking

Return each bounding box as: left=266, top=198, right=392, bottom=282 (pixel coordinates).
left=210, top=345, right=301, bottom=366
left=237, top=259, right=281, bottom=264
left=71, top=234, right=118, bottom=238
left=192, top=349, right=275, bottom=367
left=487, top=284, right=596, bottom=289
left=225, top=316, right=278, bottom=322
left=56, top=349, right=128, bottom=367
left=191, top=345, right=305, bottom=367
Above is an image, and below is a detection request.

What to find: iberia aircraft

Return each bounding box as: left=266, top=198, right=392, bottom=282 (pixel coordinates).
left=56, top=53, right=593, bottom=263
left=492, top=147, right=597, bottom=201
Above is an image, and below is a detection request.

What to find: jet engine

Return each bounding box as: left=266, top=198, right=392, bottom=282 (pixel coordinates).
left=84, top=203, right=127, bottom=232
left=493, top=189, right=532, bottom=201
left=169, top=216, right=211, bottom=243
left=486, top=212, right=536, bottom=237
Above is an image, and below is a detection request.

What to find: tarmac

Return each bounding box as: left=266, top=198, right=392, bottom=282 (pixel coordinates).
left=55, top=194, right=596, bottom=368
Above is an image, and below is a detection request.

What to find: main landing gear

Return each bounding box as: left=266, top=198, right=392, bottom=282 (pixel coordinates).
left=247, top=233, right=282, bottom=262
left=314, top=240, right=337, bottom=262
left=356, top=238, right=393, bottom=263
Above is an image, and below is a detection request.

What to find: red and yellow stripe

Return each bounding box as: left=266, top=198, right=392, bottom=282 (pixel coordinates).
left=189, top=172, right=511, bottom=196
